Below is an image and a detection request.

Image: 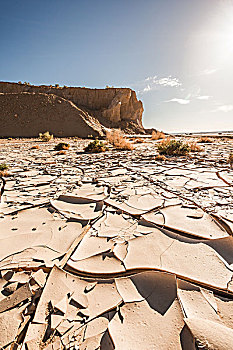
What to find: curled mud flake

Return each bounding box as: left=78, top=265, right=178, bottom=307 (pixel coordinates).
left=185, top=318, right=233, bottom=350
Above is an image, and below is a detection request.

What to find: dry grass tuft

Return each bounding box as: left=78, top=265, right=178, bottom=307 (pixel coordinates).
left=197, top=137, right=213, bottom=143
left=155, top=154, right=166, bottom=161
left=0, top=163, right=9, bottom=177
left=228, top=153, right=233, bottom=168
left=157, top=138, right=190, bottom=156
left=0, top=170, right=10, bottom=177
left=39, top=131, right=53, bottom=142
left=151, top=130, right=166, bottom=140
left=189, top=142, right=203, bottom=152
left=56, top=150, right=67, bottom=155
left=106, top=130, right=134, bottom=150
left=54, top=142, right=70, bottom=151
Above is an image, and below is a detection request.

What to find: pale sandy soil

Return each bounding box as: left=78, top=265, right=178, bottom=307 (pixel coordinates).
left=0, top=136, right=233, bottom=349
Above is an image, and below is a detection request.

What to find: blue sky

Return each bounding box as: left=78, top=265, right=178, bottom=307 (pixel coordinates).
left=1, top=0, right=233, bottom=132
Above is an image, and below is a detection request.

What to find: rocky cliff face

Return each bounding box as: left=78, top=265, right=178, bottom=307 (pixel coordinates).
left=0, top=82, right=144, bottom=137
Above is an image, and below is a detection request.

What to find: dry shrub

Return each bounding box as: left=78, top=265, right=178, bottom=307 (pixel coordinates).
left=31, top=145, right=39, bottom=150
left=54, top=142, right=70, bottom=151
left=0, top=170, right=9, bottom=177
left=189, top=142, right=203, bottom=152
left=0, top=163, right=8, bottom=171
left=197, top=137, right=213, bottom=143
left=157, top=138, right=190, bottom=156
left=84, top=139, right=108, bottom=153
left=155, top=154, right=166, bottom=161
left=106, top=130, right=133, bottom=150
left=39, top=131, right=53, bottom=142
left=56, top=150, right=67, bottom=155
left=228, top=153, right=233, bottom=168
left=0, top=163, right=9, bottom=177
left=152, top=130, right=166, bottom=140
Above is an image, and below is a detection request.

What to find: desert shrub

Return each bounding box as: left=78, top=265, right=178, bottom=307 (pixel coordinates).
left=228, top=153, right=233, bottom=168
left=56, top=150, right=67, bottom=155
left=31, top=145, right=39, bottom=150
left=0, top=163, right=9, bottom=177
left=39, top=131, right=53, bottom=142
left=157, top=138, right=190, bottom=156
left=189, top=142, right=203, bottom=152
left=54, top=142, right=70, bottom=151
left=151, top=130, right=166, bottom=140
left=0, top=163, right=8, bottom=171
left=197, top=137, right=213, bottom=143
left=84, top=139, right=108, bottom=153
left=155, top=154, right=166, bottom=161
left=106, top=130, right=134, bottom=150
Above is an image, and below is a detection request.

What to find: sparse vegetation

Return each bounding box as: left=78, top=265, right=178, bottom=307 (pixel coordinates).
left=0, top=163, right=9, bottom=177
left=151, top=130, right=166, bottom=140
left=39, top=131, right=53, bottom=142
left=106, top=130, right=134, bottom=150
left=0, top=163, right=8, bottom=171
left=198, top=137, right=213, bottom=143
left=157, top=138, right=190, bottom=156
left=189, top=142, right=203, bottom=152
left=155, top=154, right=166, bottom=161
left=54, top=142, right=70, bottom=151
left=84, top=139, right=108, bottom=153
left=228, top=153, right=233, bottom=169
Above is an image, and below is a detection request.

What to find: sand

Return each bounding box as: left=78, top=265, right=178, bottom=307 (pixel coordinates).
left=0, top=135, right=233, bottom=349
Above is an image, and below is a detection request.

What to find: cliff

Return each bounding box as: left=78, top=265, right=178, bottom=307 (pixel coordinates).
left=0, top=82, right=144, bottom=137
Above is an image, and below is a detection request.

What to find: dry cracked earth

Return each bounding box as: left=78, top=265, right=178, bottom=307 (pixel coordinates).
left=1, top=136, right=233, bottom=349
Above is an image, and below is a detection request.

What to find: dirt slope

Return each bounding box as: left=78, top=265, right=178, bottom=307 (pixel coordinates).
left=0, top=92, right=104, bottom=137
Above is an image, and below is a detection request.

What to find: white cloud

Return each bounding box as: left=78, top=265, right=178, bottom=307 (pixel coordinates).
left=137, top=75, right=181, bottom=94
left=197, top=95, right=212, bottom=100
left=165, top=98, right=190, bottom=105
left=155, top=77, right=181, bottom=87
left=142, top=85, right=151, bottom=93
left=217, top=105, right=233, bottom=112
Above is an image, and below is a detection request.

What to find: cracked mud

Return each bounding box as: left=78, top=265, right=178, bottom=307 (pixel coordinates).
left=1, top=136, right=233, bottom=349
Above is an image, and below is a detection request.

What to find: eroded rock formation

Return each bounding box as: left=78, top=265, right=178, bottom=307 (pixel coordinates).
left=0, top=82, right=144, bottom=137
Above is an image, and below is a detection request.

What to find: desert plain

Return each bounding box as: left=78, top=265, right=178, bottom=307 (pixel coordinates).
left=0, top=135, right=233, bottom=349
